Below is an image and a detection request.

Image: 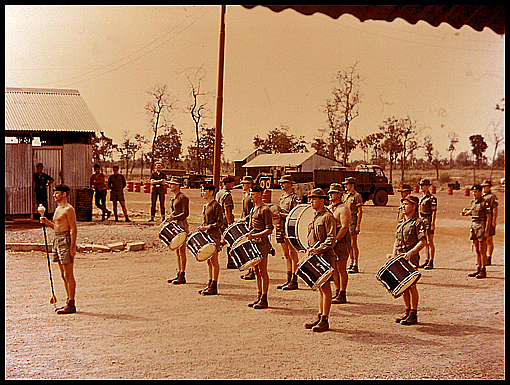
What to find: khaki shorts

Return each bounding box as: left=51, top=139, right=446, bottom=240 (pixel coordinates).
left=52, top=231, right=74, bottom=264
left=470, top=221, right=487, bottom=242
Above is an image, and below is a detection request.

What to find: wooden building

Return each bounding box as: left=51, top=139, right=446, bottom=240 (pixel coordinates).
left=5, top=87, right=99, bottom=219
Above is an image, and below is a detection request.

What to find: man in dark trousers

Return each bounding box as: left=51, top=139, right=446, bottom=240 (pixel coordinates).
left=33, top=163, right=54, bottom=218
left=149, top=162, right=167, bottom=222
left=108, top=166, right=130, bottom=222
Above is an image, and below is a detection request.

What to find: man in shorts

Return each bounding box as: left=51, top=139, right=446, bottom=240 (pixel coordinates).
left=40, top=185, right=78, bottom=314
left=108, top=165, right=131, bottom=222
left=328, top=183, right=351, bottom=304
left=418, top=179, right=437, bottom=269
left=342, top=176, right=363, bottom=273
left=461, top=184, right=492, bottom=279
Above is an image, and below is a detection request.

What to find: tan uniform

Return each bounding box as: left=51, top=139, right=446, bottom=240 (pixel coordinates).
left=395, top=214, right=426, bottom=266
left=248, top=203, right=274, bottom=257
left=307, top=207, right=337, bottom=265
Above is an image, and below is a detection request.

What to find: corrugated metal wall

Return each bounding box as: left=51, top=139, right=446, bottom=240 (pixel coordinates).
left=5, top=143, right=92, bottom=216
left=5, top=144, right=32, bottom=215
left=33, top=146, right=62, bottom=213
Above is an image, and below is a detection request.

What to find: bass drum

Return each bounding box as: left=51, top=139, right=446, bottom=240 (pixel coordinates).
left=285, top=204, right=314, bottom=252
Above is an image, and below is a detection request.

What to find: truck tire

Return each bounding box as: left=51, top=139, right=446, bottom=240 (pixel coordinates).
left=373, top=189, right=388, bottom=206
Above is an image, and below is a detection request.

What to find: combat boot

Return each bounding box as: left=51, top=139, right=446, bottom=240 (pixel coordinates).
left=332, top=290, right=347, bottom=304
left=201, top=280, right=218, bottom=295
left=172, top=271, right=186, bottom=285
left=312, top=315, right=329, bottom=332
left=400, top=309, right=418, bottom=325
left=304, top=313, right=322, bottom=329
left=282, top=273, right=298, bottom=290
left=56, top=299, right=76, bottom=314
left=277, top=272, right=292, bottom=289
left=253, top=294, right=268, bottom=309
left=395, top=308, right=410, bottom=323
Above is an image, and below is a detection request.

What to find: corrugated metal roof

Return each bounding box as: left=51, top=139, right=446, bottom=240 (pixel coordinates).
left=243, top=152, right=315, bottom=168
left=5, top=87, right=101, bottom=133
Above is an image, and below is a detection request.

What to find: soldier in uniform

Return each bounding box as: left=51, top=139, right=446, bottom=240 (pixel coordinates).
left=166, top=176, right=190, bottom=285
left=461, top=184, right=492, bottom=279
left=328, top=183, right=351, bottom=304
left=197, top=183, right=223, bottom=295
left=418, top=179, right=437, bottom=269
left=391, top=195, right=427, bottom=325
left=304, top=188, right=337, bottom=332
left=246, top=185, right=274, bottom=309
left=216, top=176, right=236, bottom=269
left=239, top=175, right=256, bottom=280
left=396, top=184, right=412, bottom=222
left=481, top=180, right=499, bottom=266
left=342, top=176, right=363, bottom=273
left=274, top=175, right=301, bottom=290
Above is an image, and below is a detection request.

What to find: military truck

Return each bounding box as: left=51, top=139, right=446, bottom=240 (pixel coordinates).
left=288, top=165, right=394, bottom=206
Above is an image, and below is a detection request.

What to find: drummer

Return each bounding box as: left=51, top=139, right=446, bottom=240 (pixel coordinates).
left=197, top=183, right=224, bottom=296
left=239, top=175, right=256, bottom=280
left=327, top=183, right=351, bottom=304
left=391, top=195, right=427, bottom=325
left=274, top=174, right=301, bottom=291
left=304, top=188, right=337, bottom=333
left=246, top=185, right=274, bottom=309
left=165, top=176, right=190, bottom=285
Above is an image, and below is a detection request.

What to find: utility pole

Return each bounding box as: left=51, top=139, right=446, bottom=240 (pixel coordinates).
left=213, top=5, right=226, bottom=188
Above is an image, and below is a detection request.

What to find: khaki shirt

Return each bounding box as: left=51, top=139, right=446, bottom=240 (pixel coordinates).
left=276, top=191, right=300, bottom=236
left=395, top=214, right=426, bottom=254
left=343, top=190, right=363, bottom=226
left=202, top=200, right=223, bottom=246
left=216, top=188, right=234, bottom=230
left=170, top=191, right=189, bottom=232
left=470, top=198, right=491, bottom=222
left=248, top=203, right=274, bottom=256
left=419, top=192, right=437, bottom=216
left=307, top=207, right=336, bottom=260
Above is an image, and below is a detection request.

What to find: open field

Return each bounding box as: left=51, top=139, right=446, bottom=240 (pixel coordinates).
left=5, top=186, right=505, bottom=379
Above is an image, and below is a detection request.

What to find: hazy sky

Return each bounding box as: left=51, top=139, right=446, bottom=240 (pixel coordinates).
left=5, top=5, right=505, bottom=162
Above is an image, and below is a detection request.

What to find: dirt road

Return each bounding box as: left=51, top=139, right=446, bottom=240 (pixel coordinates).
left=5, top=188, right=505, bottom=379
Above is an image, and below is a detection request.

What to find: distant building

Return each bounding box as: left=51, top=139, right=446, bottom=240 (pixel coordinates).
left=5, top=87, right=100, bottom=218
left=233, top=148, right=268, bottom=178
left=242, top=151, right=343, bottom=181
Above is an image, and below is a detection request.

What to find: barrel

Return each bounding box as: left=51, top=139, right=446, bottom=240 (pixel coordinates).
left=413, top=185, right=419, bottom=193
left=464, top=188, right=470, bottom=197
left=143, top=182, right=151, bottom=193
left=447, top=186, right=453, bottom=195
left=75, top=188, right=93, bottom=222
left=127, top=181, right=134, bottom=192
left=262, top=189, right=272, bottom=204
left=431, top=185, right=436, bottom=194
left=134, top=182, right=141, bottom=192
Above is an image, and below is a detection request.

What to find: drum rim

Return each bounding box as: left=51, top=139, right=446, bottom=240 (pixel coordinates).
left=168, top=232, right=188, bottom=250
left=195, top=243, right=218, bottom=262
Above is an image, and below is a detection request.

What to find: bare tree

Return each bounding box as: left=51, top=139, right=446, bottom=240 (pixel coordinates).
left=329, top=62, right=362, bottom=165
left=487, top=120, right=504, bottom=182
left=447, top=131, right=459, bottom=169
left=186, top=67, right=210, bottom=174
left=145, top=85, right=176, bottom=173
left=398, top=116, right=421, bottom=183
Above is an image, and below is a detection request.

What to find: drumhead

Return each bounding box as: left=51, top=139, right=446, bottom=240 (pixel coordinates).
left=285, top=204, right=314, bottom=252
left=169, top=232, right=188, bottom=250
left=195, top=243, right=217, bottom=262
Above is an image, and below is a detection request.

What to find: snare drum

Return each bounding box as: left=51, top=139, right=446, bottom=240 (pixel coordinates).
left=230, top=239, right=263, bottom=271
left=285, top=204, right=314, bottom=252
left=159, top=222, right=187, bottom=250
left=186, top=232, right=217, bottom=262
left=376, top=256, right=421, bottom=298
left=223, top=222, right=250, bottom=248
left=296, top=254, right=334, bottom=290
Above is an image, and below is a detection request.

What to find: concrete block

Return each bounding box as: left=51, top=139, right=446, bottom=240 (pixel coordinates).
left=5, top=243, right=47, bottom=252
left=107, top=242, right=125, bottom=252
left=78, top=244, right=93, bottom=252
left=126, top=241, right=145, bottom=252
left=92, top=244, right=111, bottom=253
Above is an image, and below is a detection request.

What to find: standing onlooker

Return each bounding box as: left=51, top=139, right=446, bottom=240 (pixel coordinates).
left=396, top=184, right=412, bottom=222
left=216, top=176, right=236, bottom=269
left=108, top=165, right=131, bottom=222
left=342, top=176, right=363, bottom=273
left=418, top=179, right=437, bottom=269
left=481, top=180, right=499, bottom=265
left=391, top=195, right=427, bottom=325
left=166, top=176, right=190, bottom=285
left=461, top=184, right=492, bottom=279
left=33, top=163, right=55, bottom=217
left=149, top=162, right=167, bottom=222
left=304, top=188, right=337, bottom=332
left=40, top=185, right=78, bottom=314
left=328, top=183, right=351, bottom=304
left=240, top=175, right=256, bottom=280
left=90, top=164, right=111, bottom=221
left=274, top=175, right=301, bottom=291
